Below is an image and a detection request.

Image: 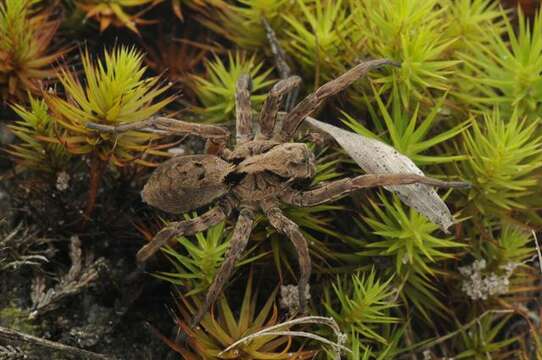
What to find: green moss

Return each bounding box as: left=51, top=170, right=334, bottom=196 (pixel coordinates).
left=0, top=305, right=37, bottom=334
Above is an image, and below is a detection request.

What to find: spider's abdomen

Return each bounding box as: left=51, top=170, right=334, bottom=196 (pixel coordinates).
left=141, top=155, right=234, bottom=214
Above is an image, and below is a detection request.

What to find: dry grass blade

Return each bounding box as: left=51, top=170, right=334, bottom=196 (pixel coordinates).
left=532, top=231, right=542, bottom=274
left=218, top=316, right=350, bottom=358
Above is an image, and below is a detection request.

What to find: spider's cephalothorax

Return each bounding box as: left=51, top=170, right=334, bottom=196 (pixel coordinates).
left=87, top=59, right=468, bottom=328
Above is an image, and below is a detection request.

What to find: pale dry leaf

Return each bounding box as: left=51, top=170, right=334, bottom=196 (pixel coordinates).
left=306, top=116, right=454, bottom=231
left=28, top=234, right=106, bottom=319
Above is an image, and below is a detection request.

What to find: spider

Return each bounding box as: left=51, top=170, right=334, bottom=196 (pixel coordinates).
left=88, top=59, right=467, bottom=328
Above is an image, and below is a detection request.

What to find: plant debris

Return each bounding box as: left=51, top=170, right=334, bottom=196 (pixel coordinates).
left=29, top=235, right=107, bottom=319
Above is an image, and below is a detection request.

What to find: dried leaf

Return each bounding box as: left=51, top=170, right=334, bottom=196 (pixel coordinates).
left=306, top=116, right=455, bottom=231
left=29, top=235, right=107, bottom=319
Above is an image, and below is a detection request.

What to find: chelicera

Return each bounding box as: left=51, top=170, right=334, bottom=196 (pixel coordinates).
left=88, top=59, right=467, bottom=328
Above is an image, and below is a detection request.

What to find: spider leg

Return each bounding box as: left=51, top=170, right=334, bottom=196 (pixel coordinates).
left=280, top=173, right=470, bottom=207
left=86, top=117, right=162, bottom=133
left=256, top=76, right=301, bottom=140
left=235, top=74, right=254, bottom=144
left=152, top=117, right=230, bottom=155
left=190, top=206, right=255, bottom=328
left=276, top=59, right=399, bottom=141
left=86, top=116, right=230, bottom=155
left=261, top=202, right=311, bottom=315
left=136, top=198, right=235, bottom=265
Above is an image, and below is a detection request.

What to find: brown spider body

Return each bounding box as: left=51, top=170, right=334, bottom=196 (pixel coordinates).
left=231, top=142, right=316, bottom=202
left=87, top=59, right=469, bottom=329
left=236, top=142, right=316, bottom=179
left=142, top=141, right=316, bottom=213
left=141, top=155, right=234, bottom=214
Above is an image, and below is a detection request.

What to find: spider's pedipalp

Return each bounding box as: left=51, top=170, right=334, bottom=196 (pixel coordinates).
left=235, top=74, right=254, bottom=144
left=262, top=203, right=311, bottom=315
left=257, top=76, right=301, bottom=139
left=191, top=206, right=255, bottom=328
left=277, top=59, right=399, bottom=141
left=280, top=173, right=470, bottom=207
left=136, top=197, right=235, bottom=264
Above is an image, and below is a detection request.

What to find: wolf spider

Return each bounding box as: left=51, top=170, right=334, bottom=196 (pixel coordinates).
left=88, top=59, right=467, bottom=328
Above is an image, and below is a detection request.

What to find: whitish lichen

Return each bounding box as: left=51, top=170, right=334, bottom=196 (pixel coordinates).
left=459, top=259, right=519, bottom=300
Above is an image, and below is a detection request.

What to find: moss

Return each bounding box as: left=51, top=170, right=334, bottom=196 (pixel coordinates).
left=0, top=305, right=37, bottom=334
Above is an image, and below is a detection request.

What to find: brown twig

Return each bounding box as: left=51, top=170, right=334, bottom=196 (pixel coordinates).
left=82, top=152, right=106, bottom=226
left=0, top=326, right=114, bottom=360
left=262, top=16, right=299, bottom=111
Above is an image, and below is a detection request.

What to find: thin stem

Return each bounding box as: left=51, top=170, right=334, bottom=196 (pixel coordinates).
left=82, top=152, right=106, bottom=226
left=0, top=326, right=113, bottom=360
left=218, top=316, right=349, bottom=357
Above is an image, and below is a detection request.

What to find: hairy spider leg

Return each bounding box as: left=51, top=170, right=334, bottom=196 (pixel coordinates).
left=276, top=59, right=400, bottom=142
left=152, top=117, right=230, bottom=155
left=190, top=206, right=256, bottom=328
left=85, top=116, right=231, bottom=156
left=86, top=116, right=163, bottom=133
left=262, top=203, right=311, bottom=315
left=280, top=173, right=471, bottom=207
left=235, top=74, right=254, bottom=144
left=136, top=197, right=235, bottom=264
left=256, top=76, right=301, bottom=140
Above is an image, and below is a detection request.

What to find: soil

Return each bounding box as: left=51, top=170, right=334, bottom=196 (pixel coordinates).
left=0, top=137, right=185, bottom=359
